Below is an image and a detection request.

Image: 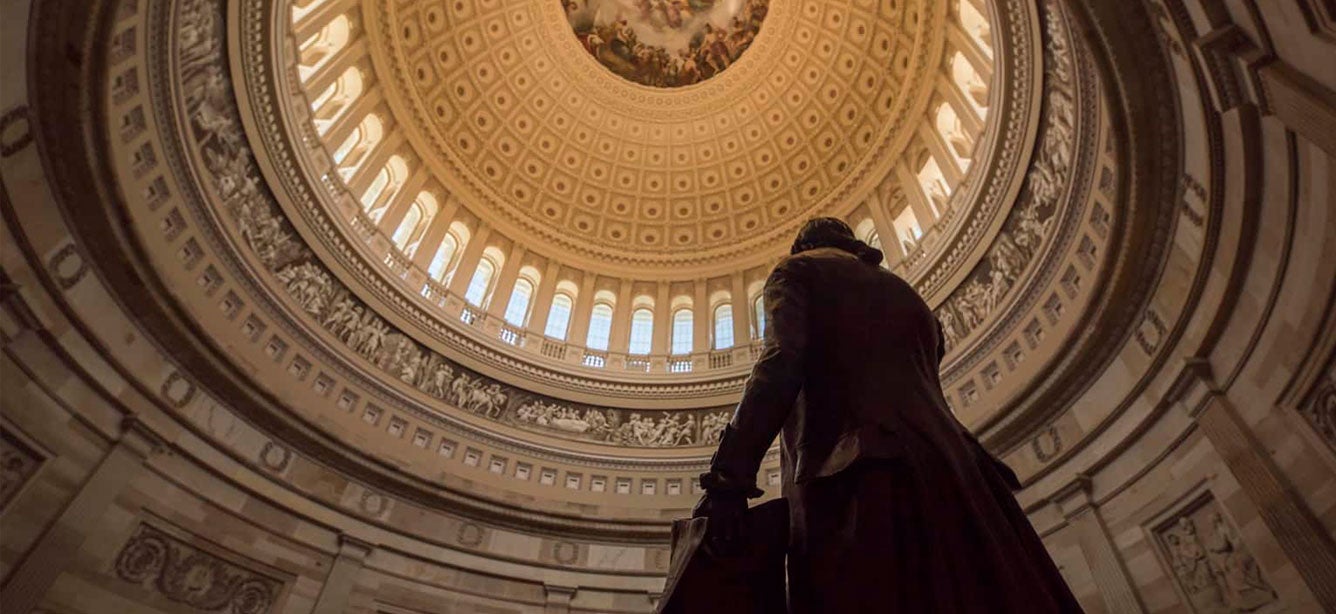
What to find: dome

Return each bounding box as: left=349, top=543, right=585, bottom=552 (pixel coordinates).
left=7, top=0, right=1336, bottom=609
left=258, top=0, right=1023, bottom=409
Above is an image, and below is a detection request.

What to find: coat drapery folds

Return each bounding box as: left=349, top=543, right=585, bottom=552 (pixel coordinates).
left=691, top=245, right=1083, bottom=613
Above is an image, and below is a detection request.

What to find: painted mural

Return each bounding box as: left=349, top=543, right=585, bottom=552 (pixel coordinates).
left=560, top=0, right=769, bottom=87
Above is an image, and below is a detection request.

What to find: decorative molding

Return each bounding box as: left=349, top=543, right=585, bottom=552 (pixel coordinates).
left=456, top=522, right=484, bottom=547
left=0, top=105, right=34, bottom=157
left=1031, top=423, right=1063, bottom=463
left=115, top=523, right=284, bottom=614
left=258, top=441, right=293, bottom=473
left=47, top=243, right=89, bottom=290
left=161, top=370, right=198, bottom=408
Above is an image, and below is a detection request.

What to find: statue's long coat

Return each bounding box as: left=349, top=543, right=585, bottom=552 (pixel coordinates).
left=706, top=247, right=1083, bottom=613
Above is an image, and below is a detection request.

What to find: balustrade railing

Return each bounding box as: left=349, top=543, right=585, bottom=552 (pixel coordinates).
left=540, top=339, right=567, bottom=360
left=498, top=324, right=523, bottom=346
left=459, top=306, right=479, bottom=326
left=383, top=249, right=412, bottom=278
left=708, top=352, right=733, bottom=370
left=357, top=218, right=768, bottom=376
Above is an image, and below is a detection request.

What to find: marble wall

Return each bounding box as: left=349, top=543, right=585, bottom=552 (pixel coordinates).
left=3, top=0, right=1336, bottom=612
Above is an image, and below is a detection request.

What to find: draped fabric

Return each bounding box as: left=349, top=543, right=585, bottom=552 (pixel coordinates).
left=700, top=246, right=1082, bottom=613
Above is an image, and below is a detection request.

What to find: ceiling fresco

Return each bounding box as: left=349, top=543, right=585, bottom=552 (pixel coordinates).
left=560, top=0, right=769, bottom=87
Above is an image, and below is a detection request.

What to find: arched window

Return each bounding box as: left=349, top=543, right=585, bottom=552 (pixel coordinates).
left=464, top=258, right=496, bottom=306
left=427, top=233, right=459, bottom=281
left=333, top=114, right=383, bottom=179
left=752, top=296, right=766, bottom=339
left=363, top=156, right=408, bottom=220
left=290, top=0, right=327, bottom=24
left=935, top=102, right=974, bottom=164
left=951, top=52, right=988, bottom=111
left=312, top=67, right=363, bottom=134
left=586, top=303, right=614, bottom=351
left=916, top=157, right=950, bottom=216
left=360, top=168, right=391, bottom=211
left=391, top=204, right=422, bottom=250
left=504, top=278, right=535, bottom=326
left=628, top=308, right=654, bottom=355
left=545, top=293, right=574, bottom=340
left=298, top=15, right=353, bottom=81
left=394, top=192, right=438, bottom=256
left=958, top=0, right=993, bottom=55
left=332, top=132, right=357, bottom=166
left=713, top=304, right=734, bottom=350
left=671, top=309, right=693, bottom=354
left=309, top=81, right=339, bottom=116
left=894, top=207, right=924, bottom=255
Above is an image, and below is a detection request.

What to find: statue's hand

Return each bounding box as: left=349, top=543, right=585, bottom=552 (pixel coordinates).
left=692, top=491, right=748, bottom=556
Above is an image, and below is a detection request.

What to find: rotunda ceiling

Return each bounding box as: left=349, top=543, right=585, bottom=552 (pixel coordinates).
left=237, top=0, right=1034, bottom=416
left=13, top=0, right=1164, bottom=539
left=367, top=0, right=944, bottom=268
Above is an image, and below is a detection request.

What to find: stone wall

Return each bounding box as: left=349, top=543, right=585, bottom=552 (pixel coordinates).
left=3, top=0, right=1336, bottom=612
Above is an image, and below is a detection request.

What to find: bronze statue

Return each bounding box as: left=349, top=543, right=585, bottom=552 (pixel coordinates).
left=686, top=218, right=1083, bottom=613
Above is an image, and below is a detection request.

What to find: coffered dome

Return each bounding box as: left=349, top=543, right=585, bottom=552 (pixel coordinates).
left=351, top=0, right=954, bottom=267
left=266, top=0, right=1016, bottom=413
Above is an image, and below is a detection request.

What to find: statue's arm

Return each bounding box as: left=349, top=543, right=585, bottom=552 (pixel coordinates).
left=701, top=257, right=809, bottom=498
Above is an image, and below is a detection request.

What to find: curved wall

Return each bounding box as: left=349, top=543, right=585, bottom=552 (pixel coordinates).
left=2, top=0, right=1336, bottom=613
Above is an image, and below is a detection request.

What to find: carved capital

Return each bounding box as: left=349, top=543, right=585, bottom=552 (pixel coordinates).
left=1051, top=473, right=1094, bottom=518
left=336, top=534, right=374, bottom=561
left=118, top=415, right=169, bottom=460
left=1167, top=357, right=1220, bottom=418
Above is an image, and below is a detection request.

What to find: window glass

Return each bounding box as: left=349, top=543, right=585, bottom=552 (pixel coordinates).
left=545, top=294, right=573, bottom=340
left=714, top=304, right=734, bottom=350
left=628, top=308, right=654, bottom=355
left=504, top=279, right=534, bottom=326
left=671, top=309, right=693, bottom=354
left=586, top=303, right=614, bottom=351
left=428, top=234, right=458, bottom=281
left=360, top=168, right=389, bottom=210
left=464, top=259, right=496, bottom=306
left=391, top=205, right=422, bottom=249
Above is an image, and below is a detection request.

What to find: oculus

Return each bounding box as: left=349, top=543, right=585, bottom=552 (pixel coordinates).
left=561, top=0, right=769, bottom=87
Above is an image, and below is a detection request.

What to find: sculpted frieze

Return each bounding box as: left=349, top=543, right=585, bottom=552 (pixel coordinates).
left=933, top=0, right=1078, bottom=353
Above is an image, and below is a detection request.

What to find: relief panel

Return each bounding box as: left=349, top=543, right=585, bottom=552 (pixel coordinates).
left=1149, top=493, right=1278, bottom=614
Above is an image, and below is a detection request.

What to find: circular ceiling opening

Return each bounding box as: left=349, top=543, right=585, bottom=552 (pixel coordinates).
left=561, top=0, right=769, bottom=88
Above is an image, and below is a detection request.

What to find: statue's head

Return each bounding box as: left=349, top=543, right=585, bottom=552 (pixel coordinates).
left=790, top=217, right=885, bottom=265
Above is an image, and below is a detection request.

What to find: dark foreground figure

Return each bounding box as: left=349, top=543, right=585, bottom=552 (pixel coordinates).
left=690, top=218, right=1082, bottom=613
